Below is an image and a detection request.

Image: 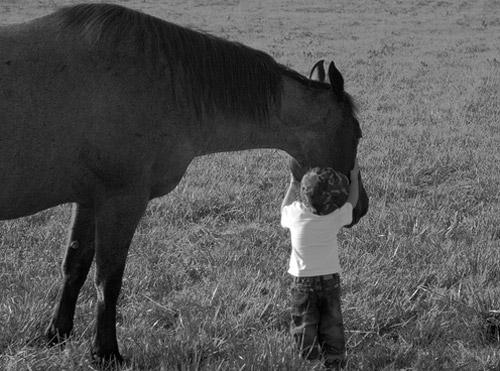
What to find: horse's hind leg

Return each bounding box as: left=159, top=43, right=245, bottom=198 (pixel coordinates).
left=46, top=203, right=95, bottom=344
left=91, top=189, right=149, bottom=363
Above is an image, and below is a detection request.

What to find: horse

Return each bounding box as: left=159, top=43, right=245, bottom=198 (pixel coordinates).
left=0, top=3, right=368, bottom=363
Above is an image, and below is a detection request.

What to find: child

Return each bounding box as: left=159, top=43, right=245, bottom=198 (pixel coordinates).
left=281, top=160, right=359, bottom=370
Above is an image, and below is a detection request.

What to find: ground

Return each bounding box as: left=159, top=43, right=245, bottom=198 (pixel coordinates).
left=1, top=0, right=499, bottom=370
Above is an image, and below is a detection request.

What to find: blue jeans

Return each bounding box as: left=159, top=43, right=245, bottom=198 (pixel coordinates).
left=290, top=274, right=346, bottom=364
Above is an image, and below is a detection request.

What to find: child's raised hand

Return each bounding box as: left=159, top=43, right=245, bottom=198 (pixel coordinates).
left=350, top=159, right=359, bottom=179
left=289, top=158, right=306, bottom=182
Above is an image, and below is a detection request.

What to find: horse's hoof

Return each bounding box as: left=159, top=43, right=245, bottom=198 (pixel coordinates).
left=45, top=324, right=71, bottom=346
left=91, top=348, right=125, bottom=368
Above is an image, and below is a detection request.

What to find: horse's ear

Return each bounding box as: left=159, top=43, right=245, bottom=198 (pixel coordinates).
left=327, top=61, right=344, bottom=97
left=309, top=60, right=326, bottom=82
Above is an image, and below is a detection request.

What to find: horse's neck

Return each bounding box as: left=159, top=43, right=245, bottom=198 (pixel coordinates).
left=193, top=114, right=285, bottom=155
left=192, top=76, right=327, bottom=158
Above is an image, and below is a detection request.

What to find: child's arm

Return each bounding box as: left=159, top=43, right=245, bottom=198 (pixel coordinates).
left=346, top=159, right=360, bottom=208
left=281, top=174, right=300, bottom=210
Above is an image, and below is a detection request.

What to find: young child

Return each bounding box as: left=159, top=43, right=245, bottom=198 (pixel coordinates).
left=281, top=160, right=359, bottom=370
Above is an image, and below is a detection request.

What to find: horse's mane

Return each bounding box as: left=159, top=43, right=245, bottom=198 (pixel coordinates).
left=55, top=3, right=349, bottom=123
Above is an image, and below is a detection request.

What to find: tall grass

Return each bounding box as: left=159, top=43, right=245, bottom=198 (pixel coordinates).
left=1, top=0, right=499, bottom=370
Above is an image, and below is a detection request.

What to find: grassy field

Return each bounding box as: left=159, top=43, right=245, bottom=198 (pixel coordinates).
left=1, top=0, right=499, bottom=370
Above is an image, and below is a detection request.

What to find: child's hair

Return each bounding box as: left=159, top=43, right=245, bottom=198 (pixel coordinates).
left=300, top=167, right=350, bottom=215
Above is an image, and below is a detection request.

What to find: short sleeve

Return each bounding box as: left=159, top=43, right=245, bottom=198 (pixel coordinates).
left=281, top=204, right=292, bottom=228
left=338, top=202, right=353, bottom=226
left=282, top=201, right=302, bottom=228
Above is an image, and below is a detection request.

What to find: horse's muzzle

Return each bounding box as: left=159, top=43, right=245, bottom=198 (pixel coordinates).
left=345, top=173, right=369, bottom=228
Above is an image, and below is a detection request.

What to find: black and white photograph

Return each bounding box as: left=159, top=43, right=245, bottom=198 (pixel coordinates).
left=0, top=0, right=498, bottom=370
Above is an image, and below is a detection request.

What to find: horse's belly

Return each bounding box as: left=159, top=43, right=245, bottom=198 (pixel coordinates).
left=0, top=79, right=88, bottom=218
left=0, top=125, right=83, bottom=219
left=0, top=162, right=77, bottom=220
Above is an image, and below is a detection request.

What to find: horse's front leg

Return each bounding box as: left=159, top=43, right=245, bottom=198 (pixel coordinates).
left=91, top=188, right=149, bottom=363
left=46, top=203, right=95, bottom=344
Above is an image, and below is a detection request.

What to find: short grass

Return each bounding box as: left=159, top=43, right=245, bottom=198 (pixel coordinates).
left=1, top=0, right=499, bottom=370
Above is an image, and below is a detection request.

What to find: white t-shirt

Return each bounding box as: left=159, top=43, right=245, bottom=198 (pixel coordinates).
left=281, top=201, right=353, bottom=277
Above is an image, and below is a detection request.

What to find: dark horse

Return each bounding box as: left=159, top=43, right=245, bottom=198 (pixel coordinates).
left=0, top=3, right=368, bottom=362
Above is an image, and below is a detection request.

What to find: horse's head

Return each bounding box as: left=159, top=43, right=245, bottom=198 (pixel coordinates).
left=288, top=60, right=368, bottom=227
